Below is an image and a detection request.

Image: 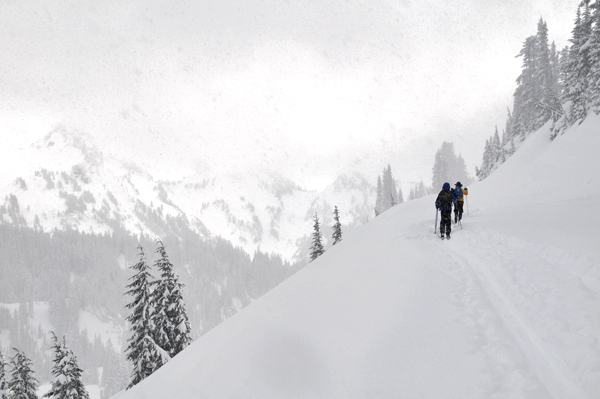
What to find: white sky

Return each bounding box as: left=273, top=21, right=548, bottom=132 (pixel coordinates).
left=0, top=0, right=580, bottom=189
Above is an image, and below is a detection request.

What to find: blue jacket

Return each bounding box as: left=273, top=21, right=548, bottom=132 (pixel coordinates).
left=435, top=189, right=456, bottom=211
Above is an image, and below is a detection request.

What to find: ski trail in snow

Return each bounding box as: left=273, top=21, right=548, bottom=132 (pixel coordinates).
left=444, top=230, right=591, bottom=399
left=442, top=244, right=551, bottom=398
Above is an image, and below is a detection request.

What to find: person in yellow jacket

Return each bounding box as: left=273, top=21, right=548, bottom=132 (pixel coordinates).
left=453, top=182, right=468, bottom=223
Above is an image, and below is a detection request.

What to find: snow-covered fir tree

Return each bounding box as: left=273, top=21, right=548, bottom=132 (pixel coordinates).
left=332, top=206, right=342, bottom=245
left=475, top=139, right=492, bottom=180
left=535, top=18, right=561, bottom=125
left=150, top=240, right=192, bottom=361
left=550, top=41, right=561, bottom=102
left=309, top=214, right=324, bottom=261
left=408, top=181, right=428, bottom=200
left=432, top=142, right=471, bottom=188
left=432, top=148, right=447, bottom=190
left=125, top=246, right=162, bottom=388
left=492, top=127, right=502, bottom=164
left=0, top=351, right=7, bottom=399
left=397, top=186, right=404, bottom=204
left=559, top=45, right=570, bottom=96
left=565, top=5, right=590, bottom=125
left=513, top=35, right=539, bottom=136
left=44, top=333, right=89, bottom=399
left=374, top=165, right=399, bottom=215
left=374, top=176, right=383, bottom=216
left=381, top=165, right=397, bottom=210
left=587, top=0, right=600, bottom=113
left=7, top=349, right=38, bottom=399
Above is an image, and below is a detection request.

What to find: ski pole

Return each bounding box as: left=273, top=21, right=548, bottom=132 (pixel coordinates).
left=434, top=208, right=438, bottom=234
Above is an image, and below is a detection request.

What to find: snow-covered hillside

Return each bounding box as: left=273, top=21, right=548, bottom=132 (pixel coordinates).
left=0, top=126, right=374, bottom=262
left=113, top=116, right=600, bottom=398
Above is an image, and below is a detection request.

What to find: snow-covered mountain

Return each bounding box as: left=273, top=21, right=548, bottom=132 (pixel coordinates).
left=0, top=126, right=375, bottom=263
left=113, top=115, right=600, bottom=398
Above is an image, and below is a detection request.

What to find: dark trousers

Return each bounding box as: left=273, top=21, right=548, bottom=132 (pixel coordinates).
left=455, top=201, right=464, bottom=221
left=440, top=210, right=452, bottom=237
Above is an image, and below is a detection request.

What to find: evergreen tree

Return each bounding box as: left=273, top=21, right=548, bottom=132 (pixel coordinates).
left=550, top=41, right=562, bottom=102
left=492, top=127, right=501, bottom=163
left=535, top=18, right=561, bottom=125
left=309, top=214, right=324, bottom=261
left=44, top=333, right=89, bottom=399
left=566, top=5, right=592, bottom=124
left=375, top=165, right=401, bottom=214
left=559, top=45, right=571, bottom=99
left=397, top=186, right=404, bottom=204
left=332, top=206, right=342, bottom=245
left=432, top=142, right=471, bottom=186
left=431, top=149, right=447, bottom=191
left=125, top=246, right=161, bottom=388
left=588, top=0, right=600, bottom=112
left=374, top=177, right=383, bottom=216
left=513, top=35, right=539, bottom=135
left=381, top=165, right=398, bottom=211
left=475, top=139, right=493, bottom=181
left=150, top=240, right=192, bottom=361
left=0, top=351, right=7, bottom=399
left=7, top=349, right=38, bottom=399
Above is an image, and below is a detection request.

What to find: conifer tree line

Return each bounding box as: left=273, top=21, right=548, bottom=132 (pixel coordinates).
left=373, top=145, right=470, bottom=211
left=309, top=206, right=343, bottom=262
left=332, top=206, right=343, bottom=246
left=0, top=332, right=89, bottom=399
left=478, top=3, right=600, bottom=180
left=125, top=239, right=192, bottom=389
left=431, top=142, right=471, bottom=190
left=408, top=181, right=428, bottom=201
left=0, top=217, right=297, bottom=398
left=375, top=165, right=403, bottom=216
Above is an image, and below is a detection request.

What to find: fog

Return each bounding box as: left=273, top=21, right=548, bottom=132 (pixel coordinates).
left=0, top=0, right=578, bottom=188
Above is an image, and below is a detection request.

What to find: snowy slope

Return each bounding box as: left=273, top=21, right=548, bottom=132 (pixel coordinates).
left=0, top=126, right=375, bottom=262
left=113, top=116, right=600, bottom=398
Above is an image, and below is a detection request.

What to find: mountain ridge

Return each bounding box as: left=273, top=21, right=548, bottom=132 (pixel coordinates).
left=0, top=125, right=376, bottom=263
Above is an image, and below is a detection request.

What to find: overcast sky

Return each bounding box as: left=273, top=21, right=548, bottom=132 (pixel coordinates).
left=0, top=0, right=580, bottom=189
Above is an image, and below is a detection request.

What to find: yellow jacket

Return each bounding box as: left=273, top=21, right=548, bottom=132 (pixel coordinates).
left=457, top=187, right=468, bottom=202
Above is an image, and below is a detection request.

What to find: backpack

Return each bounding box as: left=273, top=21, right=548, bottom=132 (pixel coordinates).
left=455, top=187, right=463, bottom=200
left=438, top=190, right=452, bottom=209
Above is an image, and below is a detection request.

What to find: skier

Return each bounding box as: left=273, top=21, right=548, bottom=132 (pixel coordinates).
left=453, top=182, right=468, bottom=223
left=435, top=182, right=455, bottom=239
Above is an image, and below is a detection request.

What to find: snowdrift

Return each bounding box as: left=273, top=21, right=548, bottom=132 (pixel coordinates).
left=114, top=117, right=600, bottom=399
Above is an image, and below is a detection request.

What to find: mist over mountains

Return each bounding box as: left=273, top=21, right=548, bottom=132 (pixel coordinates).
left=1, top=126, right=377, bottom=262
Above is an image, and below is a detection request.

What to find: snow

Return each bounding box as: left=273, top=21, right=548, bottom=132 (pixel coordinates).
left=38, top=383, right=100, bottom=399
left=87, top=385, right=101, bottom=399
left=112, top=116, right=600, bottom=398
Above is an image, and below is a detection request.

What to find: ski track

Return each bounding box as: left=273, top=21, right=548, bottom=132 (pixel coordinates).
left=445, top=244, right=550, bottom=398
left=434, top=222, right=598, bottom=399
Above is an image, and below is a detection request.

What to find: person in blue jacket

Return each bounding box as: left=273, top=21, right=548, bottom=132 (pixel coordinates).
left=435, top=182, right=457, bottom=239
